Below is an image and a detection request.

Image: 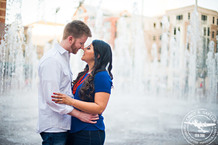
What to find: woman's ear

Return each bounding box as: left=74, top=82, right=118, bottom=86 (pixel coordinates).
left=97, top=54, right=100, bottom=59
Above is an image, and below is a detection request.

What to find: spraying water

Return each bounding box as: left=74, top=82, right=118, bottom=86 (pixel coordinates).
left=0, top=0, right=218, bottom=144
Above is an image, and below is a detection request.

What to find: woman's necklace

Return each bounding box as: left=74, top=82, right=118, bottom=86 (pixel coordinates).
left=72, top=71, right=90, bottom=95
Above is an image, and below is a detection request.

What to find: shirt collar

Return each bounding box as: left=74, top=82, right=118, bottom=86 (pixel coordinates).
left=55, top=43, right=69, bottom=55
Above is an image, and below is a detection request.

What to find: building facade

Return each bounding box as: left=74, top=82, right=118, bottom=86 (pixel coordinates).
left=24, top=21, right=65, bottom=58
left=72, top=4, right=119, bottom=48
left=0, top=0, right=6, bottom=39
left=148, top=5, right=218, bottom=59
left=23, top=4, right=218, bottom=60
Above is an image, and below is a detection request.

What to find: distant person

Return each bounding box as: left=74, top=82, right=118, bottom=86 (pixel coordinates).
left=37, top=20, right=99, bottom=145
left=52, top=40, right=113, bottom=145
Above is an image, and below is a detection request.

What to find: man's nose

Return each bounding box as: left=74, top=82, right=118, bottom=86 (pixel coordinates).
left=81, top=45, right=85, bottom=50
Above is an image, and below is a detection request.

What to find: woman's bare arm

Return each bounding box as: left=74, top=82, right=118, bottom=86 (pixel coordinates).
left=52, top=92, right=110, bottom=114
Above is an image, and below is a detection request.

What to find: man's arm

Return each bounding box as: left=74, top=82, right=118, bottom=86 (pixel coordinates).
left=68, top=109, right=99, bottom=124
left=39, top=58, right=73, bottom=114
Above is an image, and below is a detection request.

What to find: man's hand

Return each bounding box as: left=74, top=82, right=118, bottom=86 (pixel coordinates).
left=68, top=109, right=99, bottom=124
left=78, top=111, right=99, bottom=124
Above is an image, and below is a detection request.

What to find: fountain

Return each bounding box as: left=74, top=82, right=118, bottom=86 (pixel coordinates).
left=206, top=41, right=217, bottom=102
left=0, top=0, right=40, bottom=144
left=0, top=0, right=218, bottom=144
left=150, top=43, right=159, bottom=96
left=0, top=22, right=38, bottom=94
left=0, top=0, right=38, bottom=94
left=107, top=1, right=218, bottom=144
left=113, top=3, right=218, bottom=102
left=113, top=2, right=148, bottom=95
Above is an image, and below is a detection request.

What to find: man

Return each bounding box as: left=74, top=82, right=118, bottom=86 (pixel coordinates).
left=37, top=20, right=98, bottom=145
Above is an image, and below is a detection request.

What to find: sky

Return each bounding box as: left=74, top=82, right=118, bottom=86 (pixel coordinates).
left=99, top=0, right=218, bottom=16
left=6, top=0, right=218, bottom=25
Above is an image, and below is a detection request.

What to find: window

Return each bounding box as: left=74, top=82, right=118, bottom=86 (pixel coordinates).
left=204, top=27, right=206, bottom=36
left=176, top=15, right=183, bottom=20
left=217, top=19, right=218, bottom=25
left=212, top=31, right=214, bottom=38
left=201, top=15, right=207, bottom=21
left=213, top=17, right=215, bottom=24
left=174, top=27, right=176, bottom=35
left=208, top=27, right=210, bottom=36
left=187, top=43, right=190, bottom=50
left=153, top=23, right=156, bottom=28
left=217, top=31, right=218, bottom=35
left=178, top=27, right=180, bottom=32
left=159, top=35, right=162, bottom=40
left=153, top=36, right=156, bottom=41
left=160, top=22, right=162, bottom=27
left=188, top=13, right=190, bottom=20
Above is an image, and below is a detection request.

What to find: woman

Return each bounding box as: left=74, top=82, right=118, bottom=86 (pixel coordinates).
left=52, top=40, right=113, bottom=145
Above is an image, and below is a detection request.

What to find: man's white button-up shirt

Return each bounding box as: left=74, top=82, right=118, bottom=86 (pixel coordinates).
left=37, top=43, right=74, bottom=133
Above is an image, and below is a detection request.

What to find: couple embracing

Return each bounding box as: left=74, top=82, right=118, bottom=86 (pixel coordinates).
left=37, top=20, right=113, bottom=145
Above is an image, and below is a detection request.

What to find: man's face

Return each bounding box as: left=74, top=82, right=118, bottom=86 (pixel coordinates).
left=70, top=35, right=88, bottom=54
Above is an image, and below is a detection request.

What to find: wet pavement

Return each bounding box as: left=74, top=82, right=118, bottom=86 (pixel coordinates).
left=0, top=90, right=218, bottom=145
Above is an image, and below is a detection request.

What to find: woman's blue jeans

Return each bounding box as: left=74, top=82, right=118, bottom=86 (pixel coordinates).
left=66, top=130, right=105, bottom=145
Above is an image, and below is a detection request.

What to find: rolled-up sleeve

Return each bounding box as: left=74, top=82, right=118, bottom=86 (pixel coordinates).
left=39, top=57, right=73, bottom=114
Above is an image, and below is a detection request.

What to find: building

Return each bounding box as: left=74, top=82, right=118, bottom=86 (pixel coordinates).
left=167, top=5, right=217, bottom=52
left=0, top=0, right=6, bottom=39
left=147, top=5, right=218, bottom=60
left=72, top=4, right=119, bottom=48
left=143, top=15, right=163, bottom=61
left=73, top=4, right=218, bottom=62
left=24, top=21, right=65, bottom=58
left=23, top=4, right=218, bottom=60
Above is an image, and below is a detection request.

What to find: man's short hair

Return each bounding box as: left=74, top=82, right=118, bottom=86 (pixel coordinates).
left=63, top=20, right=92, bottom=40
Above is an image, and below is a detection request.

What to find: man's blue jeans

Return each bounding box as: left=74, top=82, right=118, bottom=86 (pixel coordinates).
left=40, top=132, right=68, bottom=145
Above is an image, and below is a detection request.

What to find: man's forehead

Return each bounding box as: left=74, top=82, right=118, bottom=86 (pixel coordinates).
left=76, top=35, right=88, bottom=41
left=84, top=37, right=92, bottom=47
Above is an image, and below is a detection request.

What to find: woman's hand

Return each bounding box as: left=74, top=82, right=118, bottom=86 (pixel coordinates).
left=51, top=93, right=73, bottom=106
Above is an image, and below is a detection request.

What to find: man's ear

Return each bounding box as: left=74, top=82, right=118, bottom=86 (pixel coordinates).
left=68, top=36, right=75, bottom=44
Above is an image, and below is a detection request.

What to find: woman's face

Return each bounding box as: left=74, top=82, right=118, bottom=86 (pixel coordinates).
left=81, top=44, right=95, bottom=63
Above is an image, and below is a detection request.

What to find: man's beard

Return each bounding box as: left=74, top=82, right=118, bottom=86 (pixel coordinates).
left=70, top=41, right=77, bottom=54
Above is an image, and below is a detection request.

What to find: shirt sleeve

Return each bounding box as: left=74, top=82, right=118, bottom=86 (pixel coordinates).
left=39, top=57, right=74, bottom=114
left=94, top=72, right=112, bottom=94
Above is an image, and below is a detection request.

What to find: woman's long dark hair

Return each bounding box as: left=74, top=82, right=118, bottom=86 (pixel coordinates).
left=72, top=40, right=113, bottom=102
